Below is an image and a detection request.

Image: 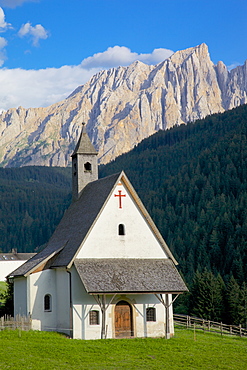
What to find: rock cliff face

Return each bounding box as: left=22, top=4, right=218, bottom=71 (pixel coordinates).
left=0, top=43, right=246, bottom=167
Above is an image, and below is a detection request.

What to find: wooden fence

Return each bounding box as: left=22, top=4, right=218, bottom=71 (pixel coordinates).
left=0, top=315, right=31, bottom=331
left=1, top=313, right=247, bottom=338
left=174, top=314, right=247, bottom=337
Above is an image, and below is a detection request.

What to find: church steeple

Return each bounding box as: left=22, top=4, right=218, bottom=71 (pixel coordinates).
left=71, top=123, right=98, bottom=202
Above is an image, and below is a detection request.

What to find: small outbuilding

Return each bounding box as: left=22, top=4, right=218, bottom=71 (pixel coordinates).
left=0, top=250, right=35, bottom=281
left=9, top=124, right=187, bottom=339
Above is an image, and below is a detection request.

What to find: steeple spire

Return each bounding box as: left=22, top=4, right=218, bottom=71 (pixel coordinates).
left=71, top=123, right=98, bottom=202
left=72, top=123, right=98, bottom=157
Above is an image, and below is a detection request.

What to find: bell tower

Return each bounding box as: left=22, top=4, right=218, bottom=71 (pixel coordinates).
left=71, top=123, right=98, bottom=202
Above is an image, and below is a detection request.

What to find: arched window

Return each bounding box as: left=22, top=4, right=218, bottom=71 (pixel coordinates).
left=89, top=310, right=99, bottom=325
left=146, top=307, right=156, bottom=322
left=84, top=162, right=92, bottom=172
left=118, top=224, right=125, bottom=235
left=44, top=294, right=52, bottom=312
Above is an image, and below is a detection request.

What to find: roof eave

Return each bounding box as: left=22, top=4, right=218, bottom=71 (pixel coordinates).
left=88, top=290, right=188, bottom=295
left=7, top=245, right=65, bottom=278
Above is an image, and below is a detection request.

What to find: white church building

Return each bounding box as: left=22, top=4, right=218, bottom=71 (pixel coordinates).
left=9, top=124, right=187, bottom=340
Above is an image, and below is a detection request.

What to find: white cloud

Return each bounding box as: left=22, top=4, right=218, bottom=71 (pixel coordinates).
left=0, top=36, right=6, bottom=48
left=0, top=36, right=7, bottom=66
left=0, top=0, right=38, bottom=8
left=138, top=48, right=174, bottom=64
left=0, top=46, right=175, bottom=111
left=18, top=22, right=48, bottom=46
left=227, top=62, right=241, bottom=71
left=0, top=65, right=100, bottom=110
left=81, top=46, right=174, bottom=69
left=0, top=7, right=11, bottom=30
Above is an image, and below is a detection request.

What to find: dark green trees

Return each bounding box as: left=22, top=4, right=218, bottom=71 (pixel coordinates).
left=187, top=272, right=247, bottom=326
left=189, top=270, right=225, bottom=321
left=0, top=281, right=13, bottom=316
left=0, top=166, right=71, bottom=253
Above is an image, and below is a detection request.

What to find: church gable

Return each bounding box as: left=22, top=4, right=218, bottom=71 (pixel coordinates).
left=76, top=173, right=171, bottom=260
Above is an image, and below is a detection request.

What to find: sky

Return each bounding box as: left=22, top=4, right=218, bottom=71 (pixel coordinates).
left=0, top=0, right=246, bottom=111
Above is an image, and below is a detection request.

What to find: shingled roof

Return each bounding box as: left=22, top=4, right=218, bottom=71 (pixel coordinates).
left=71, top=124, right=98, bottom=157
left=74, top=259, right=188, bottom=294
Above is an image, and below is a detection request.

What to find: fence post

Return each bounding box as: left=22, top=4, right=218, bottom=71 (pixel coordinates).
left=174, top=314, right=247, bottom=337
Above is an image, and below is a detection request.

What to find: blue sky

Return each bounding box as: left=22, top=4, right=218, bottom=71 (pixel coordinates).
left=0, top=0, right=246, bottom=110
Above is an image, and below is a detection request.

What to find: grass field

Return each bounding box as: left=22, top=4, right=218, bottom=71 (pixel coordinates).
left=0, top=328, right=246, bottom=369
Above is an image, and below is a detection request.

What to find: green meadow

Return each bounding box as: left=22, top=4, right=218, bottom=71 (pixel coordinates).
left=0, top=329, right=246, bottom=369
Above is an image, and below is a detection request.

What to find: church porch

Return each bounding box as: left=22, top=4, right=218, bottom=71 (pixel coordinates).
left=71, top=258, right=186, bottom=340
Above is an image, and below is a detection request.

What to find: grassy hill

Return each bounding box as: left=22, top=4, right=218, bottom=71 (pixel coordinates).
left=0, top=329, right=246, bottom=369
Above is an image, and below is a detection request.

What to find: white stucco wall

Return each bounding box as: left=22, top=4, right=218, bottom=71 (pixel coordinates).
left=71, top=267, right=174, bottom=340
left=14, top=268, right=71, bottom=336
left=77, top=181, right=168, bottom=259
left=56, top=268, right=70, bottom=336
left=29, top=270, right=57, bottom=332
left=72, top=266, right=98, bottom=339
left=0, top=261, right=27, bottom=281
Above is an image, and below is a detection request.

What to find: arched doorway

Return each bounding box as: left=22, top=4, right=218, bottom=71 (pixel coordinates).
left=115, top=300, right=133, bottom=338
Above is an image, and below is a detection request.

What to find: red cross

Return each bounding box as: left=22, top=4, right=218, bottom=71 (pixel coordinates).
left=114, top=190, right=126, bottom=209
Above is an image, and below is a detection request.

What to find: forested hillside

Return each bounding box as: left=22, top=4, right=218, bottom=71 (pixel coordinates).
left=100, top=104, right=247, bottom=324
left=101, top=104, right=247, bottom=283
left=1, top=104, right=247, bottom=324
left=0, top=167, right=71, bottom=253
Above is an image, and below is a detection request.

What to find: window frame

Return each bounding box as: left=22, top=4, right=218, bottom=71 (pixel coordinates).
left=84, top=162, right=92, bottom=172
left=89, top=310, right=100, bottom=325
left=118, top=224, right=125, bottom=236
left=146, top=307, right=156, bottom=322
left=44, top=294, right=52, bottom=312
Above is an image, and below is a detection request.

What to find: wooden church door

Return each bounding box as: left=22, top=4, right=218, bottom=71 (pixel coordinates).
left=115, top=300, right=133, bottom=338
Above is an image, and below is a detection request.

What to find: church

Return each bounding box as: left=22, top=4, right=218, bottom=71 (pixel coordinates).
left=9, top=124, right=187, bottom=340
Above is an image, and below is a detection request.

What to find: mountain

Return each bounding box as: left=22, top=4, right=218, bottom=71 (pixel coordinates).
left=0, top=43, right=246, bottom=167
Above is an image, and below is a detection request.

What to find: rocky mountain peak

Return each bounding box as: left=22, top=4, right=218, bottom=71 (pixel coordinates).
left=0, top=44, right=246, bottom=167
